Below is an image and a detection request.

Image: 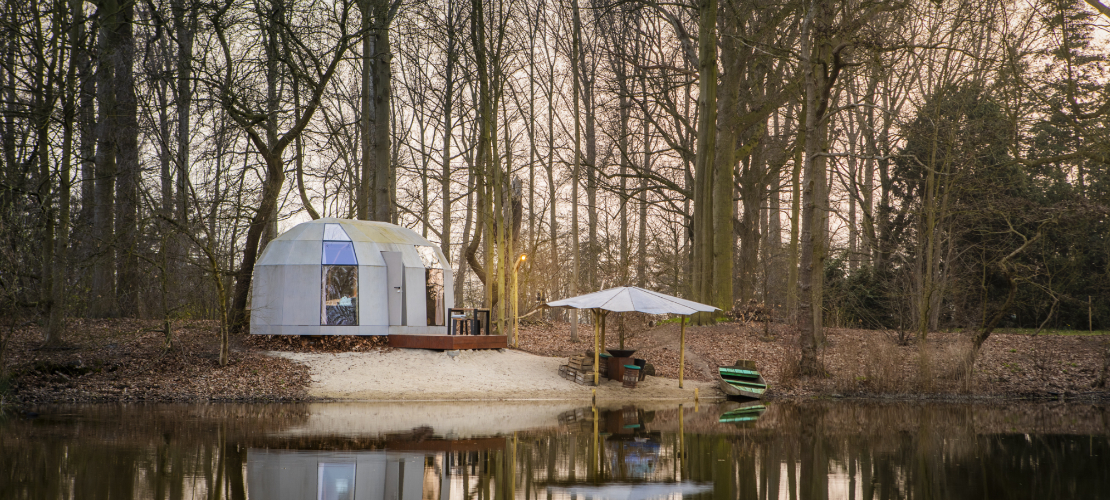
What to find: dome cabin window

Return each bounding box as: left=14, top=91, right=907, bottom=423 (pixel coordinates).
left=321, top=224, right=357, bottom=326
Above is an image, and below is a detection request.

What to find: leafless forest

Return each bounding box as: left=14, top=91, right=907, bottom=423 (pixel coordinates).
left=1, top=0, right=1108, bottom=374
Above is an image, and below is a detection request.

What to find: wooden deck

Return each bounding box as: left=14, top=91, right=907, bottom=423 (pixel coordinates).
left=387, top=334, right=507, bottom=350
left=384, top=437, right=506, bottom=453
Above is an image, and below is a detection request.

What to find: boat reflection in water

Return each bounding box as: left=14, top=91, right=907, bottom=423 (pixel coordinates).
left=716, top=401, right=766, bottom=427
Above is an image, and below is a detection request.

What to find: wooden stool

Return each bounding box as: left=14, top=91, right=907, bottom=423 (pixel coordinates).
left=622, top=365, right=641, bottom=388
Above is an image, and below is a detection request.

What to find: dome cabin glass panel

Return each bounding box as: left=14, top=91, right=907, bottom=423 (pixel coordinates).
left=321, top=224, right=358, bottom=326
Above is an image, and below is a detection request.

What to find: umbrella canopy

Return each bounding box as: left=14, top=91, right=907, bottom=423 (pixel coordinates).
left=546, top=286, right=717, bottom=315
left=546, top=287, right=717, bottom=389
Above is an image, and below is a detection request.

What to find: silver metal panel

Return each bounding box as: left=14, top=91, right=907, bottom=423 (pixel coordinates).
left=256, top=239, right=291, bottom=266
left=404, top=267, right=427, bottom=327
left=249, top=265, right=284, bottom=329
left=384, top=456, right=425, bottom=500
left=255, top=325, right=391, bottom=336
left=283, top=264, right=323, bottom=325
left=353, top=455, right=388, bottom=500
left=442, top=266, right=454, bottom=312
left=339, top=219, right=434, bottom=246
left=382, top=251, right=404, bottom=325
left=387, top=325, right=448, bottom=335
left=318, top=326, right=361, bottom=335
left=399, top=247, right=425, bottom=269
left=246, top=450, right=317, bottom=500
left=359, top=265, right=388, bottom=326
left=286, top=221, right=324, bottom=241
left=357, top=325, right=389, bottom=335
left=286, top=240, right=325, bottom=266
left=351, top=241, right=386, bottom=266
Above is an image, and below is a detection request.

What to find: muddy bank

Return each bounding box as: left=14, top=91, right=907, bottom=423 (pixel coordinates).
left=3, top=318, right=1108, bottom=405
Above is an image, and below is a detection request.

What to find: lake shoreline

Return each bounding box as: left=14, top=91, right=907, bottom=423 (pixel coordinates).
left=4, top=318, right=1109, bottom=406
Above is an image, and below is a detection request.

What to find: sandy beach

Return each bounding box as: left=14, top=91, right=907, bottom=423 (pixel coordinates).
left=269, top=348, right=718, bottom=402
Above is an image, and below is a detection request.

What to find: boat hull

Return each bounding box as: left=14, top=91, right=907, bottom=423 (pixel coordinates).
left=716, top=368, right=768, bottom=400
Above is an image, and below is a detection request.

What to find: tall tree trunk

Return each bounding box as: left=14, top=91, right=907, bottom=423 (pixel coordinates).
left=47, top=0, right=84, bottom=345
left=90, top=0, right=121, bottom=318
left=691, top=0, right=718, bottom=323
left=371, top=12, right=393, bottom=222
left=786, top=105, right=802, bottom=320
left=173, top=0, right=195, bottom=228
left=31, top=3, right=55, bottom=325
left=583, top=44, right=597, bottom=293
left=712, top=7, right=739, bottom=312
left=440, top=0, right=456, bottom=268
left=637, top=31, right=649, bottom=288
left=456, top=169, right=473, bottom=307
left=76, top=16, right=96, bottom=248
left=114, top=0, right=139, bottom=317
left=569, top=0, right=583, bottom=340
left=545, top=40, right=559, bottom=319
left=358, top=2, right=373, bottom=220
left=356, top=0, right=394, bottom=222
left=797, top=5, right=821, bottom=375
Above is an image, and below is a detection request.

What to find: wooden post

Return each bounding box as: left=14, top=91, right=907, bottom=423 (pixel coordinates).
left=512, top=266, right=519, bottom=347
left=1090, top=296, right=1094, bottom=332
left=600, top=312, right=606, bottom=351
left=678, top=403, right=684, bottom=466
left=510, top=432, right=517, bottom=499
left=592, top=404, right=599, bottom=473
left=593, top=310, right=600, bottom=386
left=679, top=315, right=687, bottom=389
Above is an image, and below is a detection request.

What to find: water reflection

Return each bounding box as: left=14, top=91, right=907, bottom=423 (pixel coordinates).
left=0, top=402, right=1108, bottom=499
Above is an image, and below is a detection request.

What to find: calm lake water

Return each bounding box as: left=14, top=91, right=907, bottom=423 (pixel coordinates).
left=1, top=400, right=1108, bottom=500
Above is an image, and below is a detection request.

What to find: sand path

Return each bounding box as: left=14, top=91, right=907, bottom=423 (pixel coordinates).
left=270, top=348, right=718, bottom=402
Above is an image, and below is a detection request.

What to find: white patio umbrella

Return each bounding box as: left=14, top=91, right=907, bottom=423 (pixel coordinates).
left=547, top=287, right=718, bottom=388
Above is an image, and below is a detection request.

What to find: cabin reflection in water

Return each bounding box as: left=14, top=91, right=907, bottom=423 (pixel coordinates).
left=249, top=450, right=427, bottom=500
left=246, top=407, right=683, bottom=500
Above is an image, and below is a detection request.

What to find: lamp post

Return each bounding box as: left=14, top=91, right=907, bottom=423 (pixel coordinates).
left=512, top=253, right=526, bottom=347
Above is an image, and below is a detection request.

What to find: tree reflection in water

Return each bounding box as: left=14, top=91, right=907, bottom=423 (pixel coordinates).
left=0, top=402, right=1108, bottom=499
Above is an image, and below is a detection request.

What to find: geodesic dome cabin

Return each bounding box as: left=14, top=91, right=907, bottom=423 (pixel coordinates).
left=249, top=218, right=453, bottom=336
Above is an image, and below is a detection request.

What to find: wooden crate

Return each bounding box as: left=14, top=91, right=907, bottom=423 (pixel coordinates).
left=574, top=370, right=597, bottom=386
left=569, top=355, right=594, bottom=371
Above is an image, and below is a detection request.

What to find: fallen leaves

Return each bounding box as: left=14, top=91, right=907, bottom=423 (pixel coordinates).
left=4, top=318, right=311, bottom=404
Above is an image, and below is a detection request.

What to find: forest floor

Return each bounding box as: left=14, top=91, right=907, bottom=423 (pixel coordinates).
left=514, top=317, right=1110, bottom=401
left=2, top=317, right=1108, bottom=405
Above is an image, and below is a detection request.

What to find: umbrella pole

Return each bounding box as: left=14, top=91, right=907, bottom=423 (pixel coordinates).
left=599, top=312, right=606, bottom=352
left=593, top=310, right=600, bottom=386
left=679, top=315, right=686, bottom=389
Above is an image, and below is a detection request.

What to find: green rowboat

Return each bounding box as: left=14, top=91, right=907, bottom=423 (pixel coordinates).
left=716, top=360, right=768, bottom=400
